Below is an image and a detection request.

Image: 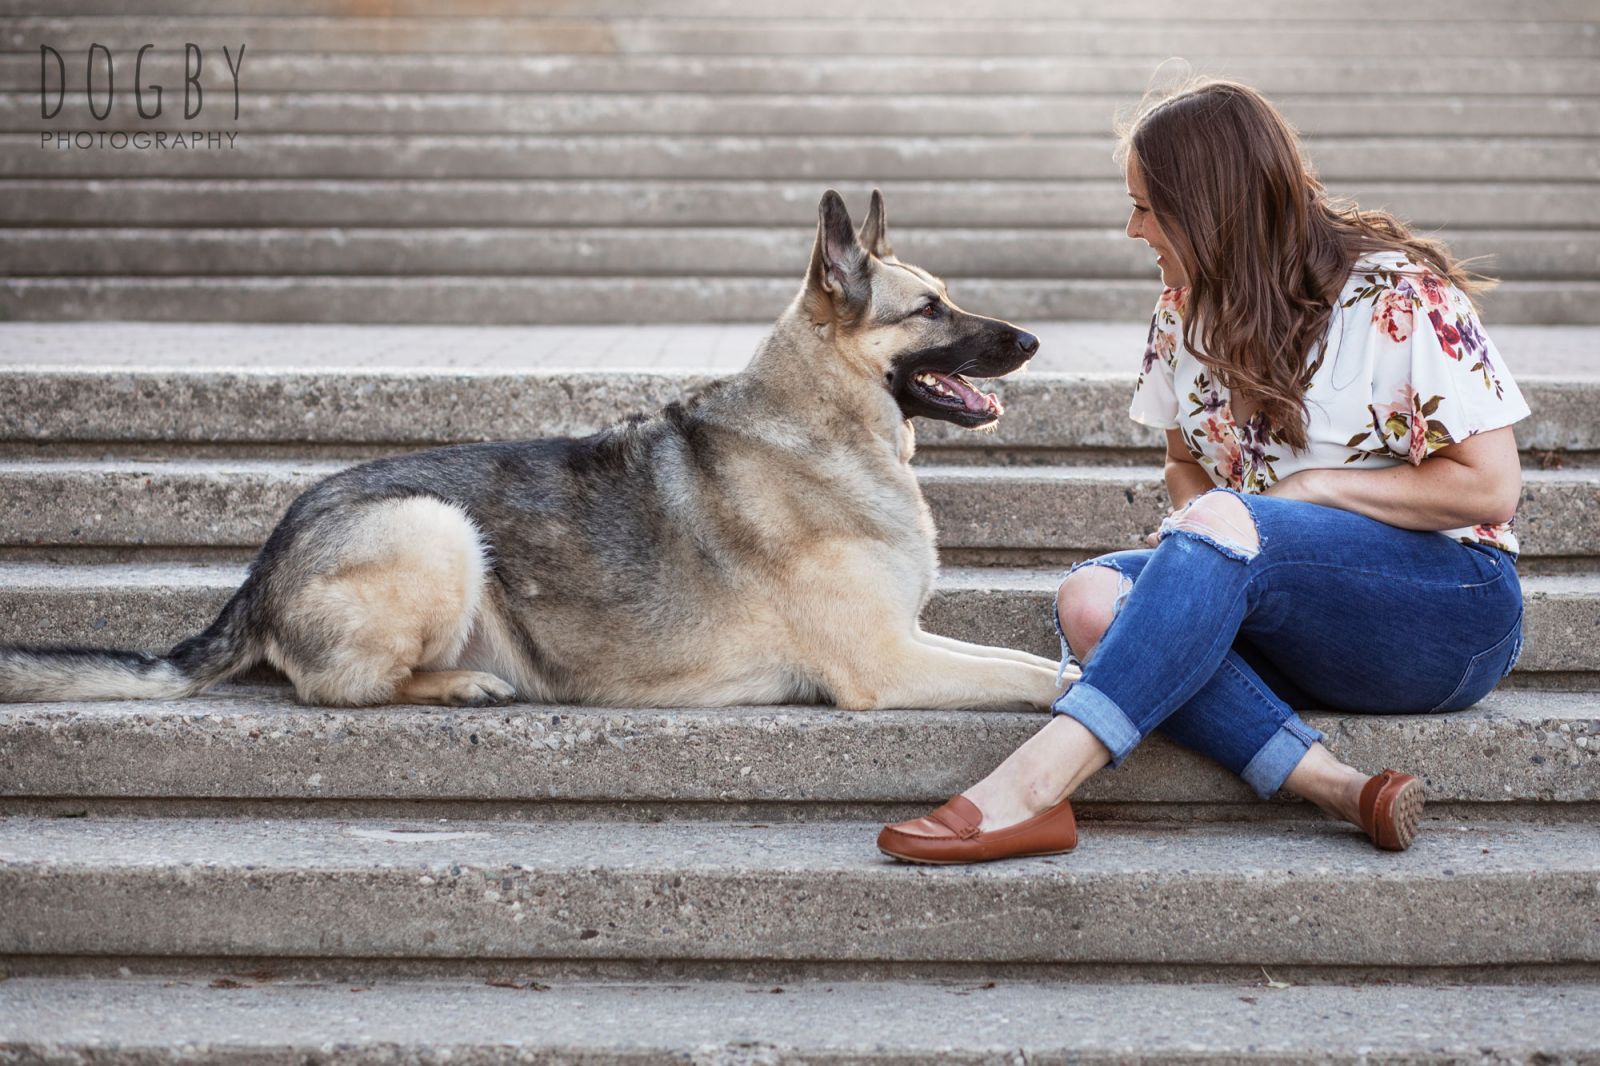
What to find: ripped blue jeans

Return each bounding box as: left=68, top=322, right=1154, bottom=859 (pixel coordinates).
left=1051, top=488, right=1525, bottom=799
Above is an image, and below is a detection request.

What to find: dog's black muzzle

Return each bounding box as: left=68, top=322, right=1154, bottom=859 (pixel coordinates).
left=889, top=316, right=1039, bottom=428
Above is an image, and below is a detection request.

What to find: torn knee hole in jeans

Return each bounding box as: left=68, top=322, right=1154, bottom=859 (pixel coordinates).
left=1157, top=491, right=1262, bottom=562
left=1055, top=560, right=1134, bottom=681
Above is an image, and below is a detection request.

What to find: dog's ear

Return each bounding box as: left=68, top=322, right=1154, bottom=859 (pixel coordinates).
left=857, top=188, right=895, bottom=261
left=805, top=190, right=871, bottom=315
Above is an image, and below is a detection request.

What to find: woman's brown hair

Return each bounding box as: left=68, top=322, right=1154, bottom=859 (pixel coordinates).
left=1115, top=77, right=1495, bottom=452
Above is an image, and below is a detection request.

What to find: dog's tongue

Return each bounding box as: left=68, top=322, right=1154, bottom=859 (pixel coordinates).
left=930, top=371, right=1004, bottom=417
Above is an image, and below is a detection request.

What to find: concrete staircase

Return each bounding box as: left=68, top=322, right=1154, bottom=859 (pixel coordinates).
left=1, top=322, right=1598, bottom=1062
left=3, top=1, right=1600, bottom=1062
left=2, top=0, right=1600, bottom=324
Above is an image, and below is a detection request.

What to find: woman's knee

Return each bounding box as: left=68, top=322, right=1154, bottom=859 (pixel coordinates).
left=1162, top=490, right=1261, bottom=558
left=1056, top=564, right=1132, bottom=662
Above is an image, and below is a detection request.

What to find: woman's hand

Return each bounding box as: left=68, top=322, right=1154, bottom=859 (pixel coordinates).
left=1144, top=499, right=1194, bottom=546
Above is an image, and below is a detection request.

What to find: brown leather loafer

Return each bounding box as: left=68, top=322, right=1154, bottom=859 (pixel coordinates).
left=1359, top=769, right=1424, bottom=851
left=877, top=794, right=1077, bottom=865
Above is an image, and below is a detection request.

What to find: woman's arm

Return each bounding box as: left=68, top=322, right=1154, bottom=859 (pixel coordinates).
left=1162, top=428, right=1216, bottom=511
left=1264, top=425, right=1523, bottom=530
left=1143, top=429, right=1216, bottom=545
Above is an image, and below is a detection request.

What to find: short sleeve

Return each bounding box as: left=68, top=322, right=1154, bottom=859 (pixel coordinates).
left=1362, top=267, right=1532, bottom=466
left=1129, top=287, right=1186, bottom=430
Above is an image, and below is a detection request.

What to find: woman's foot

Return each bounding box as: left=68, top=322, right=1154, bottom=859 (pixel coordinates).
left=1357, top=769, right=1425, bottom=851
left=877, top=793, right=1078, bottom=865
left=876, top=715, right=1111, bottom=864
left=1285, top=743, right=1424, bottom=851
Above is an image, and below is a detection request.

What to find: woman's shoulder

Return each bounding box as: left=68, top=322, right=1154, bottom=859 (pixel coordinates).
left=1338, top=250, right=1459, bottom=309
left=1334, top=249, right=1473, bottom=346
left=1140, top=285, right=1188, bottom=377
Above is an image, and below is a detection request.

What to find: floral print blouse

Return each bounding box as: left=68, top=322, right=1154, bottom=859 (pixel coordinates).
left=1130, top=250, right=1532, bottom=553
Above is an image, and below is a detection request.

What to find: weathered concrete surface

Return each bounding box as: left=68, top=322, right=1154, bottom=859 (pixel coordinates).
left=0, top=689, right=1594, bottom=806
left=4, top=0, right=1594, bottom=22
left=1, top=563, right=1592, bottom=675
left=1, top=368, right=1592, bottom=454
left=8, top=277, right=1597, bottom=326
left=3, top=975, right=1599, bottom=1065
left=7, top=48, right=1598, bottom=95
left=1, top=321, right=1593, bottom=377
left=8, top=179, right=1600, bottom=230
left=2, top=816, right=1598, bottom=966
left=16, top=227, right=1599, bottom=280
left=6, top=17, right=1595, bottom=56
left=0, top=562, right=239, bottom=652
left=15, top=92, right=1600, bottom=137
left=7, top=134, right=1596, bottom=184
left=1, top=461, right=1594, bottom=558
left=0, top=276, right=1171, bottom=327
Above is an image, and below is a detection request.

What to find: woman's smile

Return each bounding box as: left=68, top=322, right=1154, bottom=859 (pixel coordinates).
left=1125, top=153, right=1189, bottom=287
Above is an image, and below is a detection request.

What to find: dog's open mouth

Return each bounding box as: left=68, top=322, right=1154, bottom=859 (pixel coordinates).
left=909, top=370, right=1004, bottom=420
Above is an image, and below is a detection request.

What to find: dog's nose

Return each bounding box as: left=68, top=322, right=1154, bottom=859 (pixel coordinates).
left=1014, top=330, right=1040, bottom=355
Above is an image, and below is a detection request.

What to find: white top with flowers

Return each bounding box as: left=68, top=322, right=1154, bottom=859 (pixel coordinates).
left=1129, top=250, right=1532, bottom=554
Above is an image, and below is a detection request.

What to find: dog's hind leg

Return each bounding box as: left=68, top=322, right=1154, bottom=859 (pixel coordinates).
left=267, top=496, right=516, bottom=707
left=395, top=669, right=517, bottom=707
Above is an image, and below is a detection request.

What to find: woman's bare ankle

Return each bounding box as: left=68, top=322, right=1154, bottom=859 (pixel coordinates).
left=1284, top=742, right=1370, bottom=826
left=962, top=715, right=1111, bottom=832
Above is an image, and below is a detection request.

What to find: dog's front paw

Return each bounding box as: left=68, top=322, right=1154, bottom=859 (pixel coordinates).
left=1044, top=662, right=1080, bottom=709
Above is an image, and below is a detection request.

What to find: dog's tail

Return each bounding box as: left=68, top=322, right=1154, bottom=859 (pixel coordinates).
left=0, top=579, right=264, bottom=703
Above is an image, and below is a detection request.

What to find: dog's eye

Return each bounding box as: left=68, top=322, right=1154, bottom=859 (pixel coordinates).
left=918, top=303, right=941, bottom=319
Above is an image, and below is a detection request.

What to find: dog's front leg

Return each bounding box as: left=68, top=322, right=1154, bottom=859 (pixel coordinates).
left=912, top=628, right=1066, bottom=674
left=826, top=640, right=1070, bottom=712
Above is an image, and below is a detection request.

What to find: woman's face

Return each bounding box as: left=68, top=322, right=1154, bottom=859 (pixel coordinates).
left=1125, top=154, right=1189, bottom=289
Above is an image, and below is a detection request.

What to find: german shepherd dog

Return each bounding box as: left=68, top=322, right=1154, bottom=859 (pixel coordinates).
left=0, top=191, right=1074, bottom=711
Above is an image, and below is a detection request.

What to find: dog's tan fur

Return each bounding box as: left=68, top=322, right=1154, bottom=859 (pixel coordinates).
left=265, top=496, right=499, bottom=706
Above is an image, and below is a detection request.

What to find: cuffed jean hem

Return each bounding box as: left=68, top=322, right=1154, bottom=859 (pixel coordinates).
left=1238, top=719, right=1325, bottom=800
left=1051, top=680, right=1142, bottom=768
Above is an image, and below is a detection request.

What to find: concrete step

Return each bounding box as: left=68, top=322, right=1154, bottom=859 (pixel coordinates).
left=3, top=814, right=1598, bottom=967
left=8, top=17, right=1597, bottom=56
left=11, top=134, right=1598, bottom=182
left=1, top=318, right=1593, bottom=369
left=10, top=0, right=1596, bottom=19
left=2, top=365, right=1591, bottom=460
left=18, top=91, right=1600, bottom=137
left=1, top=562, right=1592, bottom=678
left=7, top=276, right=1598, bottom=326
left=3, top=975, right=1599, bottom=1064
left=2, top=320, right=1593, bottom=376
left=9, top=179, right=1600, bottom=230
left=1, top=685, right=1594, bottom=810
left=0, top=275, right=1160, bottom=326
left=0, top=460, right=1593, bottom=561
left=11, top=226, right=1600, bottom=281
left=11, top=51, right=1600, bottom=95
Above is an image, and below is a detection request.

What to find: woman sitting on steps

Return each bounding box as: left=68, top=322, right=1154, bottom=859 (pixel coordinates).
left=879, top=78, right=1530, bottom=863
